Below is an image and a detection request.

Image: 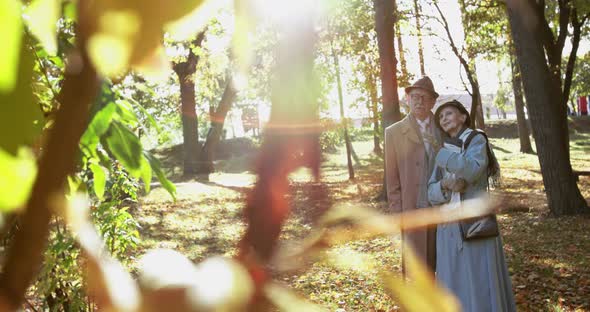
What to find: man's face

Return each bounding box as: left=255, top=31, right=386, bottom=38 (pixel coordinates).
left=408, top=89, right=436, bottom=121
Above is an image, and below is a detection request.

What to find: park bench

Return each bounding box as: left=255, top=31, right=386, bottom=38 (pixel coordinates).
left=573, top=170, right=590, bottom=181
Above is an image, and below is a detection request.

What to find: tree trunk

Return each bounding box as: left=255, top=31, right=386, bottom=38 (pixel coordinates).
left=332, top=43, right=354, bottom=180
left=374, top=0, right=401, bottom=200
left=177, top=71, right=199, bottom=175
left=172, top=31, right=206, bottom=176
left=434, top=2, right=484, bottom=129
left=198, top=79, right=237, bottom=175
left=509, top=43, right=534, bottom=153
left=562, top=10, right=588, bottom=107
left=413, top=0, right=426, bottom=76
left=368, top=75, right=382, bottom=155
left=469, top=84, right=485, bottom=129
left=456, top=0, right=485, bottom=129
left=393, top=0, right=409, bottom=87
left=507, top=0, right=588, bottom=215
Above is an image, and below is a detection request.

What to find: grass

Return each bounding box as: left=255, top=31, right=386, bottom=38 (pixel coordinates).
left=134, top=128, right=590, bottom=311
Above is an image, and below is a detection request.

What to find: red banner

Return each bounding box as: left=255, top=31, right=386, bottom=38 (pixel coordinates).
left=579, top=96, right=588, bottom=115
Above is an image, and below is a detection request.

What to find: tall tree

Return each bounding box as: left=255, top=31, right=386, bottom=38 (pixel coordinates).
left=433, top=1, right=485, bottom=129
left=331, top=42, right=355, bottom=180
left=393, top=0, right=411, bottom=87
left=571, top=52, right=590, bottom=106
left=413, top=0, right=426, bottom=76
left=198, top=78, right=237, bottom=175
left=324, top=0, right=386, bottom=156
left=373, top=0, right=402, bottom=200
left=366, top=66, right=382, bottom=154
left=509, top=40, right=534, bottom=153
left=460, top=0, right=533, bottom=151
left=521, top=0, right=590, bottom=107
left=172, top=31, right=206, bottom=175
left=563, top=9, right=590, bottom=106
left=506, top=0, right=588, bottom=215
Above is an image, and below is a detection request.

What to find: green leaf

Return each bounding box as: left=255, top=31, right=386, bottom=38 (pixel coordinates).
left=114, top=99, right=139, bottom=127
left=0, top=41, right=43, bottom=155
left=0, top=0, right=22, bottom=92
left=89, top=162, right=107, bottom=200
left=0, top=147, right=37, bottom=212
left=81, top=101, right=117, bottom=147
left=127, top=97, right=159, bottom=131
left=139, top=155, right=152, bottom=193
left=103, top=122, right=143, bottom=177
left=143, top=152, right=176, bottom=200
left=25, top=0, right=60, bottom=55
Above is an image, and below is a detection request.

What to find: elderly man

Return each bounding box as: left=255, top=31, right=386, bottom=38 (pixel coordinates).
left=384, top=76, right=441, bottom=275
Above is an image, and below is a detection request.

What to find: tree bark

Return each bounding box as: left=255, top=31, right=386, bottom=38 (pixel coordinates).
left=413, top=0, right=426, bottom=76
left=368, top=74, right=382, bottom=155
left=509, top=41, right=534, bottom=154
left=469, top=84, right=485, bottom=129
left=393, top=0, right=409, bottom=87
left=332, top=43, right=354, bottom=180
left=563, top=11, right=589, bottom=106
left=374, top=0, right=401, bottom=200
left=198, top=79, right=237, bottom=175
left=178, top=74, right=199, bottom=175
left=507, top=0, right=588, bottom=215
left=172, top=31, right=206, bottom=176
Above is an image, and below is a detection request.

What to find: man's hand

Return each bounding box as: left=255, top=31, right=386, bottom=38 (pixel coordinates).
left=441, top=177, right=467, bottom=193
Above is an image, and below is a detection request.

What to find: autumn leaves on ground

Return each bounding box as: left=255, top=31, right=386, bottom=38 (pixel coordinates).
left=136, top=119, right=590, bottom=312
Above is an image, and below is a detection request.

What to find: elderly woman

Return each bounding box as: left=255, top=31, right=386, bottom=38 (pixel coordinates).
left=427, top=100, right=516, bottom=312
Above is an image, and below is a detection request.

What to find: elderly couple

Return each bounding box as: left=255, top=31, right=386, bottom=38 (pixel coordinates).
left=385, top=76, right=516, bottom=311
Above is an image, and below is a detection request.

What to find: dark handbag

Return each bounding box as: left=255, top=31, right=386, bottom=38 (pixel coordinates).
left=459, top=214, right=499, bottom=241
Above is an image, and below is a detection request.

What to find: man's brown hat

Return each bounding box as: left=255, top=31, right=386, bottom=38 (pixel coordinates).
left=405, top=76, right=439, bottom=99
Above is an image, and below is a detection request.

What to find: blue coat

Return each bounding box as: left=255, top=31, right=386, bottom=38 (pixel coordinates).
left=427, top=130, right=516, bottom=312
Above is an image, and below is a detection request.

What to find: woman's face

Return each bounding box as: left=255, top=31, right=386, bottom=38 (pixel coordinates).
left=438, top=106, right=467, bottom=136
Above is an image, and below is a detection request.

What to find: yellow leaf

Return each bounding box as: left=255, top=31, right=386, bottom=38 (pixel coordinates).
left=165, top=0, right=225, bottom=41
left=133, top=45, right=171, bottom=82
left=88, top=33, right=133, bottom=77
left=0, top=147, right=37, bottom=212
left=86, top=0, right=206, bottom=78
left=24, top=0, right=60, bottom=55
left=87, top=10, right=140, bottom=77
left=0, top=0, right=23, bottom=92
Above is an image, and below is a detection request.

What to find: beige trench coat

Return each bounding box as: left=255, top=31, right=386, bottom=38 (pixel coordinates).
left=384, top=114, right=441, bottom=275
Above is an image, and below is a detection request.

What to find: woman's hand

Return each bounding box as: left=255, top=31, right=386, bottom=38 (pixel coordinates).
left=441, top=177, right=467, bottom=193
